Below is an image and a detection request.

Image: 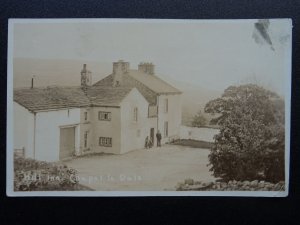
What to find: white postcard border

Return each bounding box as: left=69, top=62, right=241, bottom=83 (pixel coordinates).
left=6, top=18, right=292, bottom=197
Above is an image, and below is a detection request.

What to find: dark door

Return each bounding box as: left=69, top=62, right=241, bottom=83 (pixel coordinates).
left=59, top=127, right=75, bottom=160
left=150, top=128, right=154, bottom=146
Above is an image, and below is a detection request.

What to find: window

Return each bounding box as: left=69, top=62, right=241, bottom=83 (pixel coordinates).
left=164, top=98, right=168, bottom=113
left=133, top=107, right=138, bottom=121
left=137, top=129, right=141, bottom=137
left=84, top=112, right=88, bottom=121
left=98, top=111, right=111, bottom=121
left=164, top=121, right=168, bottom=137
left=84, top=131, right=88, bottom=148
left=148, top=105, right=158, bottom=118
left=99, top=137, right=112, bottom=147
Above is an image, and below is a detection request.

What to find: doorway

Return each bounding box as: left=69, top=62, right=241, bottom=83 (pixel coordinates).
left=59, top=127, right=75, bottom=160
left=150, top=128, right=155, bottom=147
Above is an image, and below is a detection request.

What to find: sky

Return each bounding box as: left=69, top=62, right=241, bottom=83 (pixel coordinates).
left=12, top=19, right=291, bottom=95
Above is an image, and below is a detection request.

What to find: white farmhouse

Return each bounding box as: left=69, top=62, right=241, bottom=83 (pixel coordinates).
left=14, top=60, right=182, bottom=162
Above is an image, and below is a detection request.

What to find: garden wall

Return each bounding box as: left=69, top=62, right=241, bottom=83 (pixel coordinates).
left=180, top=126, right=219, bottom=142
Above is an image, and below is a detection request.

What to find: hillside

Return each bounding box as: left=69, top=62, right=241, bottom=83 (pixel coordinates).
left=158, top=75, right=221, bottom=126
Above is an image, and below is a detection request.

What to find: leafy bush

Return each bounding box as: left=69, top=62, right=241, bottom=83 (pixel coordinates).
left=14, top=157, right=81, bottom=191
left=204, top=84, right=285, bottom=183
left=191, top=110, right=207, bottom=127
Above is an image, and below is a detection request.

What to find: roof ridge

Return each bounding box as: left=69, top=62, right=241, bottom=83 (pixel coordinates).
left=150, top=74, right=181, bottom=93
left=127, top=70, right=181, bottom=94
left=123, top=73, right=157, bottom=94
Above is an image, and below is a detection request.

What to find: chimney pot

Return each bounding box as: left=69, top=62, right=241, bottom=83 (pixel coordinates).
left=138, top=62, right=155, bottom=75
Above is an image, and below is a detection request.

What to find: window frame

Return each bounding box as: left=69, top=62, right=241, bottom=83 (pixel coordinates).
left=99, top=137, right=112, bottom=147
left=84, top=131, right=88, bottom=148
left=137, top=129, right=141, bottom=137
left=164, top=121, right=169, bottom=137
left=164, top=98, right=168, bottom=113
left=98, top=111, right=111, bottom=121
left=133, top=107, right=138, bottom=122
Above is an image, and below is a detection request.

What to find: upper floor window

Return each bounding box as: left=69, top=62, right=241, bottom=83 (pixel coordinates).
left=164, top=99, right=168, bottom=113
left=98, top=111, right=111, bottom=121
left=133, top=107, right=138, bottom=121
left=84, top=112, right=88, bottom=121
left=148, top=105, right=158, bottom=118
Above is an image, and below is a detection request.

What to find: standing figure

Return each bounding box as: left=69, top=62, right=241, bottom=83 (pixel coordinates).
left=148, top=137, right=153, bottom=148
left=145, top=136, right=149, bottom=149
left=156, top=130, right=162, bottom=147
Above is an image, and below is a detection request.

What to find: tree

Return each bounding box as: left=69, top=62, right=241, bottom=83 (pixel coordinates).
left=204, top=84, right=285, bottom=182
left=192, top=110, right=207, bottom=127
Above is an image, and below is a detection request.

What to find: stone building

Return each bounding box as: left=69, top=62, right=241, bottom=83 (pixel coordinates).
left=14, top=61, right=182, bottom=161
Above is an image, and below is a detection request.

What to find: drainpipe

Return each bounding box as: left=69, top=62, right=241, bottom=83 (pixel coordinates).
left=156, top=95, right=159, bottom=132
left=33, top=112, right=36, bottom=159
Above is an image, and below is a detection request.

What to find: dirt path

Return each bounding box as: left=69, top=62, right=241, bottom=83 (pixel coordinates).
left=65, top=145, right=215, bottom=191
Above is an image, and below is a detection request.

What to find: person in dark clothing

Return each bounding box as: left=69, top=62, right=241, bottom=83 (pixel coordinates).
left=145, top=136, right=149, bottom=149
left=148, top=138, right=153, bottom=148
left=156, top=130, right=162, bottom=147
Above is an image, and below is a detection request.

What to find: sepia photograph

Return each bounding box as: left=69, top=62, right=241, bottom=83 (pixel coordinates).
left=6, top=19, right=292, bottom=196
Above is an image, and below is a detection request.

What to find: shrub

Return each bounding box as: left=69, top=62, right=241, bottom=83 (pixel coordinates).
left=191, top=110, right=207, bottom=127
left=14, top=157, right=80, bottom=191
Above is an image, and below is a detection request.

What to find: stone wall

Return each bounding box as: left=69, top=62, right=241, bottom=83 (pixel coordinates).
left=180, top=126, right=219, bottom=142
left=176, top=179, right=285, bottom=191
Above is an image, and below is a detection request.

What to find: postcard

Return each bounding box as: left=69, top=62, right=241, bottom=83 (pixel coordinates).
left=7, top=19, right=292, bottom=196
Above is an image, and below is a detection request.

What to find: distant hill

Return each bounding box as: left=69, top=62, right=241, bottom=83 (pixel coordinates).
left=13, top=58, right=222, bottom=125
left=13, top=58, right=112, bottom=88
left=158, top=74, right=222, bottom=126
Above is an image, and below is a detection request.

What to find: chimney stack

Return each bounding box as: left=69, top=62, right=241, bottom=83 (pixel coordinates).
left=81, top=64, right=92, bottom=87
left=112, top=60, right=130, bottom=87
left=31, top=75, right=35, bottom=89
left=113, top=60, right=130, bottom=74
left=138, top=62, right=154, bottom=75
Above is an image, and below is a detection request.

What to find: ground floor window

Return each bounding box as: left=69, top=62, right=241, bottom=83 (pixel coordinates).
left=99, top=137, right=112, bottom=147
left=84, top=131, right=88, bottom=148
left=164, top=121, right=168, bottom=137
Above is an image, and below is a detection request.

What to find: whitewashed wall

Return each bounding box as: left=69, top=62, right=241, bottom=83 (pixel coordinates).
left=79, top=107, right=92, bottom=154
left=14, top=102, right=35, bottom=158
left=157, top=93, right=182, bottom=144
left=120, top=88, right=155, bottom=153
left=180, top=125, right=219, bottom=142
left=35, top=108, right=81, bottom=161
left=91, top=106, right=121, bottom=154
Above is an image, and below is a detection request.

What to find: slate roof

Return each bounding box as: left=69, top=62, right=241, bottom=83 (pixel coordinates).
left=93, top=69, right=181, bottom=105
left=14, top=86, right=133, bottom=112
left=14, top=87, right=90, bottom=112
left=14, top=67, right=181, bottom=112
left=86, top=86, right=133, bottom=107
left=128, top=70, right=181, bottom=94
